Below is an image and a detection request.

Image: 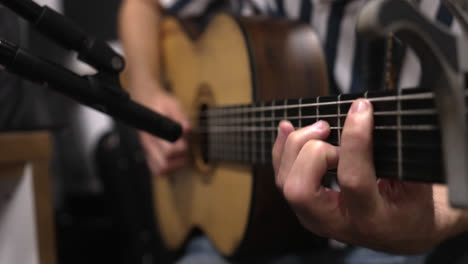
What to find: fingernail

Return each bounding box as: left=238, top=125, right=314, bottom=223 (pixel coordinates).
left=349, top=100, right=369, bottom=114
left=311, top=120, right=324, bottom=130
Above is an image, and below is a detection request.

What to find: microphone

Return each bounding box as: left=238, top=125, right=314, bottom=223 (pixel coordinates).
left=0, top=39, right=182, bottom=142
left=0, top=0, right=124, bottom=73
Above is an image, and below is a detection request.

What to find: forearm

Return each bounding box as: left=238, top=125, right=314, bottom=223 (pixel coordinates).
left=119, top=0, right=162, bottom=101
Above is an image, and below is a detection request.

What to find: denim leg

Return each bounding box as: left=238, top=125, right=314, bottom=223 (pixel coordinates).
left=265, top=247, right=427, bottom=264
left=343, top=247, right=427, bottom=264
left=176, top=236, right=230, bottom=264
left=175, top=237, right=428, bottom=264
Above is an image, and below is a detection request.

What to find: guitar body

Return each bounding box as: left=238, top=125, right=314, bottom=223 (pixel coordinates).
left=155, top=14, right=328, bottom=257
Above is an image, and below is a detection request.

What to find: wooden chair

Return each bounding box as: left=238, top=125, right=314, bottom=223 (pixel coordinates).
left=0, top=131, right=56, bottom=264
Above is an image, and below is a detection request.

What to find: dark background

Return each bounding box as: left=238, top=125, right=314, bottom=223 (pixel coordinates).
left=23, top=1, right=167, bottom=263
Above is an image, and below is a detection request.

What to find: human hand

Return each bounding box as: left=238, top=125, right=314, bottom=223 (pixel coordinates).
left=272, top=99, right=468, bottom=254
left=133, top=81, right=191, bottom=177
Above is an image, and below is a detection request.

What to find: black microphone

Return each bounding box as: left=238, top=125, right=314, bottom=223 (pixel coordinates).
left=0, top=39, right=182, bottom=142
left=0, top=0, right=124, bottom=73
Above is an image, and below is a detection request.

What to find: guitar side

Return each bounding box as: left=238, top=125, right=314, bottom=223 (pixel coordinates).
left=156, top=14, right=328, bottom=257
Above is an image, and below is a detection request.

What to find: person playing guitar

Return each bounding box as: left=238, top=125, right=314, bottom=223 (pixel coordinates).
left=119, top=0, right=468, bottom=263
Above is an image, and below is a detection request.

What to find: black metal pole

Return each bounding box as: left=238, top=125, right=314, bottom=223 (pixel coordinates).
left=0, top=39, right=182, bottom=142
left=0, top=0, right=125, bottom=73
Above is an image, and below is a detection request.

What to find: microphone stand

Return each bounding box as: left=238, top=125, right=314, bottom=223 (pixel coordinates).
left=0, top=0, right=182, bottom=142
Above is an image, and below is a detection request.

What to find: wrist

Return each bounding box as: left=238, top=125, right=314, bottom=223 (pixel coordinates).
left=455, top=209, right=468, bottom=235
left=127, top=77, right=164, bottom=102
left=433, top=185, right=468, bottom=243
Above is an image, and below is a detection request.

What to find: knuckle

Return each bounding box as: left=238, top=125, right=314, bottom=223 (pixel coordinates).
left=343, top=120, right=371, bottom=144
left=338, top=172, right=364, bottom=192
left=351, top=131, right=370, bottom=146
left=343, top=125, right=363, bottom=141
left=283, top=177, right=309, bottom=206
left=303, top=140, right=327, bottom=155
left=286, top=131, right=302, bottom=148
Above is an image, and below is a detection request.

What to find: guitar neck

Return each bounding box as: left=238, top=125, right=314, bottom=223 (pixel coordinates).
left=201, top=88, right=448, bottom=183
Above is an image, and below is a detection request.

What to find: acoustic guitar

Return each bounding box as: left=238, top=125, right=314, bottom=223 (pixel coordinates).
left=154, top=12, right=450, bottom=257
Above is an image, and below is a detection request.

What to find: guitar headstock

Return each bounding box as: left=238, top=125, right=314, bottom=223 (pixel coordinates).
left=357, top=0, right=468, bottom=208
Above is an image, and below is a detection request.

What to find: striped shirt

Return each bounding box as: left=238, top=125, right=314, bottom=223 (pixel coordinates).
left=159, top=0, right=463, bottom=94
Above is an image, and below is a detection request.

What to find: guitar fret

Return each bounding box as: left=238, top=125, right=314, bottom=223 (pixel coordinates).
left=233, top=108, right=237, bottom=161
left=228, top=108, right=233, bottom=161
left=239, top=107, right=243, bottom=162
left=225, top=108, right=229, bottom=161
left=261, top=102, right=265, bottom=164
left=219, top=110, right=223, bottom=160
left=212, top=113, right=216, bottom=161
left=214, top=110, right=219, bottom=160
left=234, top=108, right=237, bottom=162
left=397, top=89, right=403, bottom=180
left=247, top=105, right=251, bottom=162
left=220, top=108, right=225, bottom=161
left=316, top=96, right=320, bottom=123
left=271, top=101, right=275, bottom=157
left=229, top=108, right=234, bottom=161
left=252, top=105, right=256, bottom=163
left=298, top=98, right=302, bottom=128
left=240, top=106, right=243, bottom=162
left=245, top=105, right=250, bottom=163
left=337, top=94, right=341, bottom=145
left=205, top=109, right=211, bottom=161
left=283, top=99, right=288, bottom=120
left=236, top=107, right=240, bottom=162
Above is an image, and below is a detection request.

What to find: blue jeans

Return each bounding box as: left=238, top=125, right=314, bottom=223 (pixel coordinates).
left=176, top=236, right=428, bottom=264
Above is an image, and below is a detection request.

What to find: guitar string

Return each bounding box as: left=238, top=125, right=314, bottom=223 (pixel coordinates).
left=207, top=88, right=468, bottom=115
left=207, top=138, right=443, bottom=177
left=209, top=142, right=440, bottom=151
left=200, top=91, right=461, bottom=166
left=208, top=154, right=442, bottom=163
left=200, top=90, right=452, bottom=116
left=208, top=146, right=441, bottom=158
left=196, top=90, right=459, bottom=133
left=198, top=108, right=438, bottom=125
left=199, top=125, right=439, bottom=132
left=206, top=136, right=440, bottom=147
left=207, top=145, right=442, bottom=160
left=206, top=128, right=440, bottom=151
left=202, top=105, right=440, bottom=120
left=199, top=105, right=448, bottom=126
left=207, top=152, right=443, bottom=171
left=205, top=125, right=441, bottom=160
left=199, top=117, right=440, bottom=154
left=200, top=106, right=451, bottom=173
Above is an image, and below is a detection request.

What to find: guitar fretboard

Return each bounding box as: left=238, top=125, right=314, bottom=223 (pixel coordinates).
left=199, top=88, right=454, bottom=183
